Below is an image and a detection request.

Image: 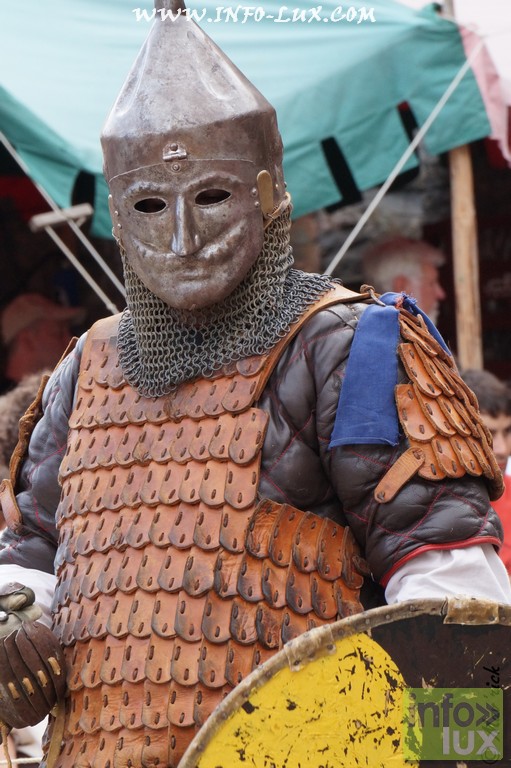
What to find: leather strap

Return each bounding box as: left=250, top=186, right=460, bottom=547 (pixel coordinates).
left=255, top=284, right=370, bottom=399
left=373, top=447, right=426, bottom=503
left=0, top=479, right=22, bottom=534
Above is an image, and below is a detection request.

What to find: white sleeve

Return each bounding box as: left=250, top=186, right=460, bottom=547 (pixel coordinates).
left=0, top=565, right=56, bottom=628
left=385, top=544, right=511, bottom=605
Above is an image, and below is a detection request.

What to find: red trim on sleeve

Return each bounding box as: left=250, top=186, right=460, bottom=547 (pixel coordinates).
left=380, top=537, right=503, bottom=588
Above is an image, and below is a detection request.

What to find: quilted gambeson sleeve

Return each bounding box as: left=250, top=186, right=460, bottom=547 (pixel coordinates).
left=326, top=308, right=504, bottom=586
left=0, top=334, right=86, bottom=573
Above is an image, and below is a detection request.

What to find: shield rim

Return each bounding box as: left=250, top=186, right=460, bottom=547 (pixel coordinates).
left=177, top=596, right=511, bottom=767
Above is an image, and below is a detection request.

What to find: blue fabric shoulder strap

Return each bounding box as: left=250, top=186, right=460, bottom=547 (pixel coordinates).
left=329, top=292, right=450, bottom=448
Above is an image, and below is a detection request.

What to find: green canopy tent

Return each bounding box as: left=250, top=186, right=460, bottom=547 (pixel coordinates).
left=0, top=0, right=490, bottom=240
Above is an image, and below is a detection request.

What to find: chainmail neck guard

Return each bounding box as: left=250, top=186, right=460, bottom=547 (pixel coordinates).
left=117, top=211, right=338, bottom=397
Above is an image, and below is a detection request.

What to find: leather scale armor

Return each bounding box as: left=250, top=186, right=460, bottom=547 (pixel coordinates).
left=374, top=309, right=503, bottom=505
left=47, top=286, right=366, bottom=768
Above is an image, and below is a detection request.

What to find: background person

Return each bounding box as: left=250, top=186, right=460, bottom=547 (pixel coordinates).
left=461, top=368, right=511, bottom=575
left=0, top=293, right=82, bottom=394
left=362, top=236, right=446, bottom=324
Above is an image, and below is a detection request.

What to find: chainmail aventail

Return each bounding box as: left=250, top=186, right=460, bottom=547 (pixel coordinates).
left=117, top=211, right=339, bottom=396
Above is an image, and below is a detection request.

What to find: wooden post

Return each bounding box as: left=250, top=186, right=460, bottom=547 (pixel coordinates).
left=449, top=143, right=483, bottom=369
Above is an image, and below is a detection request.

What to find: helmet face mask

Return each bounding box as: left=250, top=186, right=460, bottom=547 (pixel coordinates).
left=109, top=158, right=265, bottom=310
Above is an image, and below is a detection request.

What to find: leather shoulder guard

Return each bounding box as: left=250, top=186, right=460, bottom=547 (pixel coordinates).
left=7, top=337, right=78, bottom=490
left=0, top=339, right=78, bottom=537
left=8, top=372, right=50, bottom=488
left=374, top=309, right=503, bottom=503
left=0, top=371, right=51, bottom=535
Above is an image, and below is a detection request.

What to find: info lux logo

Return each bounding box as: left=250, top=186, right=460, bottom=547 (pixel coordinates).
left=403, top=688, right=503, bottom=761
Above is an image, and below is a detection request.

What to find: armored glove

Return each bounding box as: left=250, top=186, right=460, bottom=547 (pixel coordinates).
left=0, top=583, right=66, bottom=729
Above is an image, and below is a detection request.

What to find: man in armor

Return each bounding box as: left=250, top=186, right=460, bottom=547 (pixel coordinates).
left=0, top=3, right=509, bottom=767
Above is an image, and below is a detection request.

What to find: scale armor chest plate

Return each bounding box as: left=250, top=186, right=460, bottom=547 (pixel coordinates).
left=49, top=307, right=364, bottom=768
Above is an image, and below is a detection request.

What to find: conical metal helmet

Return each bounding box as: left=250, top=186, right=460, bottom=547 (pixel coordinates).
left=101, top=0, right=287, bottom=220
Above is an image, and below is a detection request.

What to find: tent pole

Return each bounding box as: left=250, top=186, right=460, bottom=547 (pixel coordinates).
left=40, top=225, right=120, bottom=316
left=0, top=131, right=126, bottom=302
left=28, top=205, right=120, bottom=315
left=443, top=0, right=483, bottom=370
left=448, top=144, right=483, bottom=369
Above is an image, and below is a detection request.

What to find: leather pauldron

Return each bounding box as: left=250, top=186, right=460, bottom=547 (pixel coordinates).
left=375, top=310, right=504, bottom=504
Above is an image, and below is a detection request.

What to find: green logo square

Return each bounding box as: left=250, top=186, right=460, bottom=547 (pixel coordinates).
left=403, top=688, right=503, bottom=761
